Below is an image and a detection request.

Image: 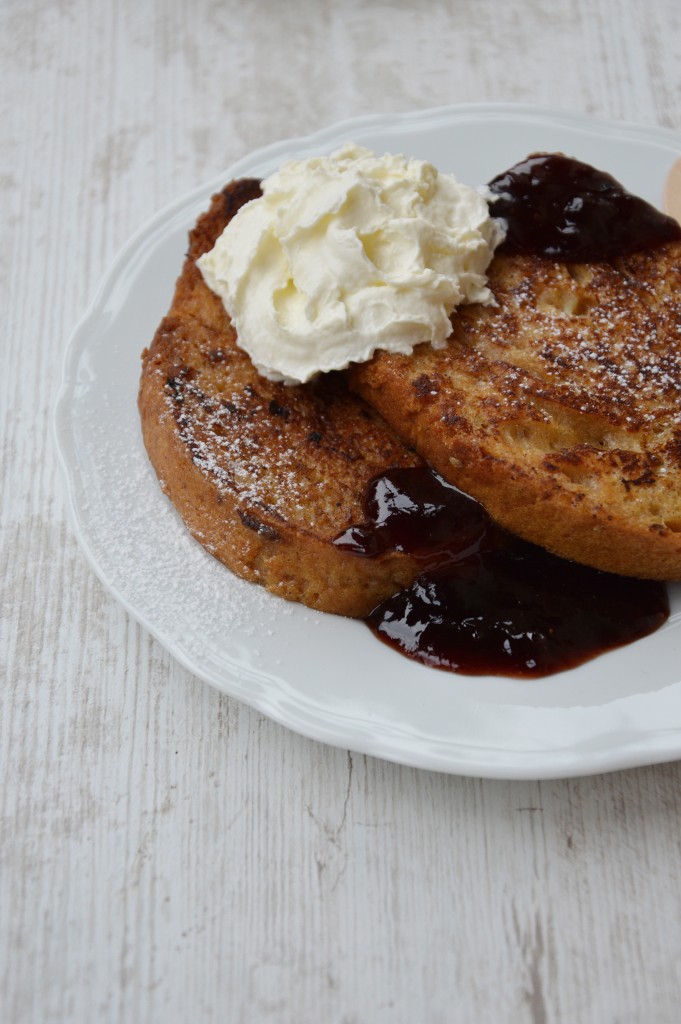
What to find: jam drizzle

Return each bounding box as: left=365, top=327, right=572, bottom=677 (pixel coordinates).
left=334, top=154, right=676, bottom=678
left=487, top=152, right=681, bottom=260
left=335, top=468, right=669, bottom=679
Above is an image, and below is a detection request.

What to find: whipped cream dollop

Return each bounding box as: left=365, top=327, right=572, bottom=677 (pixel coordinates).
left=198, top=143, right=506, bottom=383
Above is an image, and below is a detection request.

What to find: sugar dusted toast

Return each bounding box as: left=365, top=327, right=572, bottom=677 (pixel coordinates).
left=139, top=180, right=422, bottom=616
left=350, top=243, right=681, bottom=580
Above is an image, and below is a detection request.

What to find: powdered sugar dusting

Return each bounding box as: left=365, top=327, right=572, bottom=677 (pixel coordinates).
left=465, top=246, right=681, bottom=432
left=85, top=410, right=271, bottom=649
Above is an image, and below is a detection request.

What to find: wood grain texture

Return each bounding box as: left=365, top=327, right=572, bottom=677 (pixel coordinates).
left=2, top=1, right=681, bottom=1021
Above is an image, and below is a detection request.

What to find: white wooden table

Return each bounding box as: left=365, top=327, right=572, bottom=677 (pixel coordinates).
left=3, top=2, right=681, bottom=1021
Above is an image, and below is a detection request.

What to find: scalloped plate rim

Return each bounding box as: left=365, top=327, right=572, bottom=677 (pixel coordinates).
left=54, top=103, right=681, bottom=779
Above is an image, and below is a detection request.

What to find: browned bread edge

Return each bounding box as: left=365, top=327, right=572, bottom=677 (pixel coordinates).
left=351, top=245, right=681, bottom=581
left=139, top=181, right=422, bottom=617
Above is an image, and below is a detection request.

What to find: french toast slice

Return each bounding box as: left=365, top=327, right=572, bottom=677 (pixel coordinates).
left=139, top=180, right=422, bottom=616
left=350, top=243, right=681, bottom=580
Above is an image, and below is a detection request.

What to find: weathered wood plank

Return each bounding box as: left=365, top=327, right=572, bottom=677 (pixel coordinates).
left=2, top=1, right=681, bottom=1021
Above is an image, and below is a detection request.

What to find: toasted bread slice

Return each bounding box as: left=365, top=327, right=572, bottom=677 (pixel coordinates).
left=139, top=180, right=423, bottom=616
left=351, top=243, right=681, bottom=580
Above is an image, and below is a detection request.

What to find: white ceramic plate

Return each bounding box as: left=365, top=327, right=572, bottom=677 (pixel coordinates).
left=55, top=104, right=681, bottom=780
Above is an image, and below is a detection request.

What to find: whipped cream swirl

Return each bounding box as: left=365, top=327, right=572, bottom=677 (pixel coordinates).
left=198, top=143, right=505, bottom=383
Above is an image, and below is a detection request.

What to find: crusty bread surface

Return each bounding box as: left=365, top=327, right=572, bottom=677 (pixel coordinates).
left=351, top=243, right=681, bottom=580
left=139, top=180, right=422, bottom=617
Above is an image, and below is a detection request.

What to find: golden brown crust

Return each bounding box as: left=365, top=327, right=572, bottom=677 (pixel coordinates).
left=351, top=244, right=681, bottom=580
left=139, top=181, right=422, bottom=616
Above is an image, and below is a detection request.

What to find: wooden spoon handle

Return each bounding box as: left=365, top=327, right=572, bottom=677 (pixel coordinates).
left=663, top=156, right=681, bottom=224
